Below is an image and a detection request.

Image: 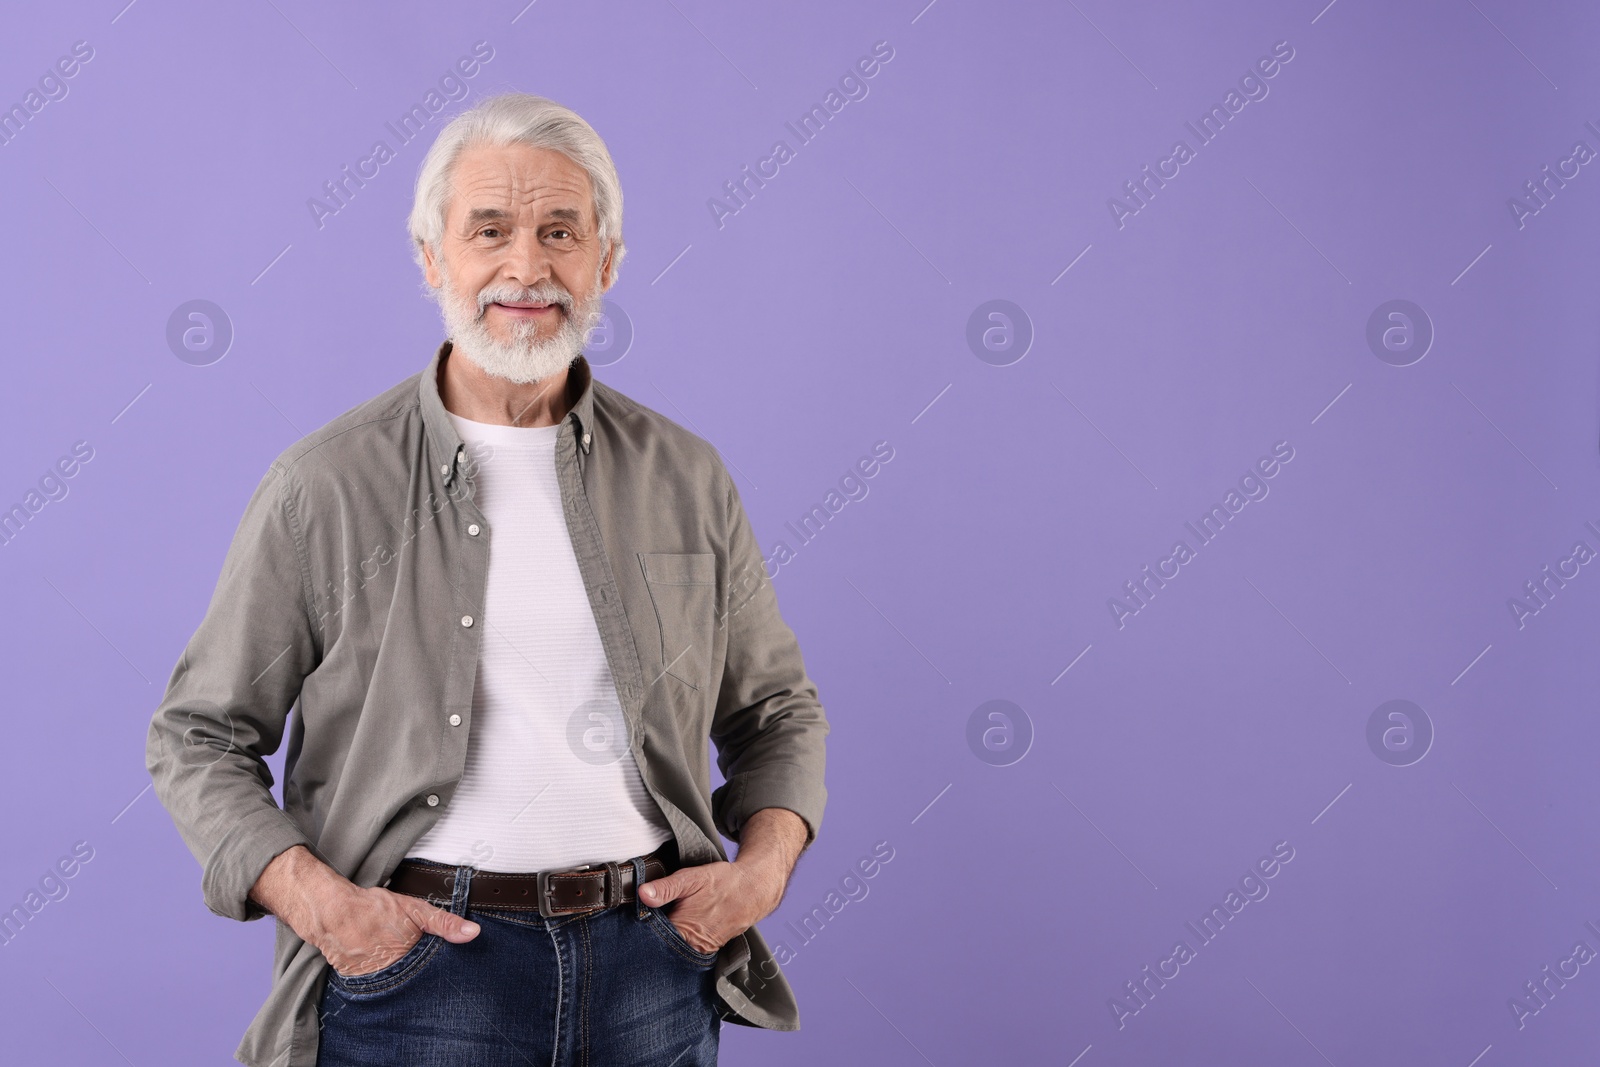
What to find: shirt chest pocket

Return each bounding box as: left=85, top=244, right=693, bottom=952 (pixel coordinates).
left=638, top=552, right=717, bottom=691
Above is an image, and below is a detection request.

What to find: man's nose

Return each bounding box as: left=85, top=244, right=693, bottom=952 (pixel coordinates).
left=501, top=228, right=554, bottom=288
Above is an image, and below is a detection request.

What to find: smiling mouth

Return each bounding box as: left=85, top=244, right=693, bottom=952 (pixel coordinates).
left=492, top=301, right=561, bottom=317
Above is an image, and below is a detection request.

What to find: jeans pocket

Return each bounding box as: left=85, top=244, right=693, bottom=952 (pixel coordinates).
left=646, top=907, right=721, bottom=968
left=328, top=932, right=443, bottom=995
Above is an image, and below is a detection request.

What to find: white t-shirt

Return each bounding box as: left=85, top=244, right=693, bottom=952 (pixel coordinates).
left=405, top=411, right=673, bottom=872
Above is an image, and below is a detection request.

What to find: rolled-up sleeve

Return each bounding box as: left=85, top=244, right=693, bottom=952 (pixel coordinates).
left=709, top=468, right=829, bottom=849
left=145, top=461, right=319, bottom=922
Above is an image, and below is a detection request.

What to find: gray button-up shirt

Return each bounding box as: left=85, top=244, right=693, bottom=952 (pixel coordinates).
left=145, top=341, right=829, bottom=1067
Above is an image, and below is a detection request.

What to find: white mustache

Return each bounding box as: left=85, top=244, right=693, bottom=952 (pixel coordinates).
left=479, top=290, right=572, bottom=315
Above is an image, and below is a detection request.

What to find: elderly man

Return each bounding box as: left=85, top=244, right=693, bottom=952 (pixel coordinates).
left=146, top=92, right=828, bottom=1067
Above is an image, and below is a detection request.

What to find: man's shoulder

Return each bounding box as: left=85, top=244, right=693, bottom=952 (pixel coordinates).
left=591, top=377, right=728, bottom=490
left=267, top=369, right=422, bottom=482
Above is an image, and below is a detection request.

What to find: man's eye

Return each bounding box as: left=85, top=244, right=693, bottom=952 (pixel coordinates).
left=478, top=227, right=502, bottom=239
left=548, top=229, right=571, bottom=240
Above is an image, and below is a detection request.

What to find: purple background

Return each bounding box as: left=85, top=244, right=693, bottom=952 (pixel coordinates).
left=2, top=0, right=1598, bottom=1063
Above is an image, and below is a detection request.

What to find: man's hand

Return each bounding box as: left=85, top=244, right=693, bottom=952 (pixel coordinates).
left=637, top=807, right=809, bottom=956
left=249, top=845, right=481, bottom=977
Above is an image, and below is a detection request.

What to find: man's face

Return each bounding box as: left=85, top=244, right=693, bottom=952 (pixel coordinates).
left=423, top=142, right=614, bottom=384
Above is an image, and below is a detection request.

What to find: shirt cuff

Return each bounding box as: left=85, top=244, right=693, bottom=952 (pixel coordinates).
left=201, top=805, right=315, bottom=923
left=712, top=770, right=826, bottom=850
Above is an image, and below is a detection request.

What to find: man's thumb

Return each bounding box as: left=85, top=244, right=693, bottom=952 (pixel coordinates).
left=421, top=904, right=480, bottom=942
left=638, top=874, right=680, bottom=907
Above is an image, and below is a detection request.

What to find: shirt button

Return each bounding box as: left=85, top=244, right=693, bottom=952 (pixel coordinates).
left=461, top=615, right=474, bottom=627
left=426, top=794, right=439, bottom=806
left=468, top=523, right=481, bottom=536
left=440, top=463, right=450, bottom=476
left=581, top=432, right=592, bottom=448
left=448, top=714, right=462, bottom=727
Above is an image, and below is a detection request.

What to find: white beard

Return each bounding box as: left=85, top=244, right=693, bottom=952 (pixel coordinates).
left=437, top=270, right=603, bottom=385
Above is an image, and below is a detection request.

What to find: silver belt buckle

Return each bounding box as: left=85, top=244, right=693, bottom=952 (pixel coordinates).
left=536, top=863, right=592, bottom=919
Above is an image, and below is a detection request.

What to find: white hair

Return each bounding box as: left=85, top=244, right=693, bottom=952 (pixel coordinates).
left=407, top=92, right=626, bottom=294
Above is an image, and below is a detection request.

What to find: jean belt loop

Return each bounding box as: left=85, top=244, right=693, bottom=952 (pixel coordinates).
left=632, top=853, right=648, bottom=920
left=452, top=864, right=474, bottom=917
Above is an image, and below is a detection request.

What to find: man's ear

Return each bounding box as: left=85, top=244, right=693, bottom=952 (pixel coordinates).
left=422, top=242, right=443, bottom=290
left=598, top=243, right=615, bottom=292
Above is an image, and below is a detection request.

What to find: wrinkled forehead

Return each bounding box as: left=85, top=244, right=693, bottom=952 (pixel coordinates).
left=444, top=143, right=595, bottom=232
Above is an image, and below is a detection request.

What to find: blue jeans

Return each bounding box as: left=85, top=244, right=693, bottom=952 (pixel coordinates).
left=315, top=854, right=721, bottom=1066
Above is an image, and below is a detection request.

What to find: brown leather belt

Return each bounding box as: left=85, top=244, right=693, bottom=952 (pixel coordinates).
left=385, top=843, right=672, bottom=919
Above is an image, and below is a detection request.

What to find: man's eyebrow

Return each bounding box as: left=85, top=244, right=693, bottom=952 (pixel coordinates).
left=463, top=206, right=512, bottom=229
left=461, top=205, right=586, bottom=228
left=543, top=207, right=585, bottom=226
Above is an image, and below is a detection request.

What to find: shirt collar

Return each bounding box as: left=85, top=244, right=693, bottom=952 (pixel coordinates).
left=418, top=339, right=598, bottom=487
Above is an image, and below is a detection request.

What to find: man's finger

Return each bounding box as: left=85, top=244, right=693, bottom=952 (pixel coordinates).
left=408, top=898, right=480, bottom=942
left=638, top=869, right=695, bottom=906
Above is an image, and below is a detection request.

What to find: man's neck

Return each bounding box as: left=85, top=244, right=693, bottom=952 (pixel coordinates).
left=438, top=345, right=574, bottom=428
